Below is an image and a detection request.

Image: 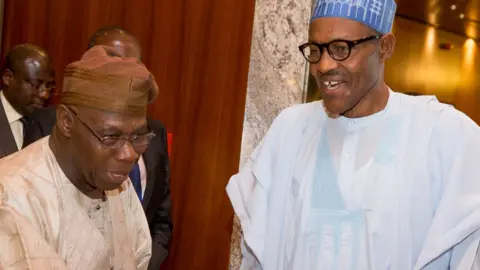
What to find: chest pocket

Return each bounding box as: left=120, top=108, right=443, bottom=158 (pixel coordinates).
left=300, top=117, right=404, bottom=270
left=304, top=209, right=371, bottom=270
left=301, top=132, right=373, bottom=270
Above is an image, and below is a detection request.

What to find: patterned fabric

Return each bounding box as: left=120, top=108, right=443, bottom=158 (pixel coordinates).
left=0, top=137, right=152, bottom=269
left=61, top=45, right=159, bottom=117
left=0, top=205, right=69, bottom=270
left=106, top=188, right=139, bottom=270
left=311, top=0, right=397, bottom=34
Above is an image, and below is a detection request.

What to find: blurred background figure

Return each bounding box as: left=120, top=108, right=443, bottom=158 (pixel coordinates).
left=88, top=26, right=142, bottom=60
left=0, top=43, right=55, bottom=158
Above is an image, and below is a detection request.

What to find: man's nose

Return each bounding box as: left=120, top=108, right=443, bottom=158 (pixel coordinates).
left=116, top=140, right=140, bottom=163
left=313, top=49, right=339, bottom=74
left=37, top=85, right=51, bottom=101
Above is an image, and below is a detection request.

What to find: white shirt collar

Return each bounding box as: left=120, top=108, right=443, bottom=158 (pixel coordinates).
left=0, top=90, right=23, bottom=124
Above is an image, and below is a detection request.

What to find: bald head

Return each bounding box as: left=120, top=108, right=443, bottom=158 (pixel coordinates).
left=3, top=44, right=51, bottom=74
left=1, top=44, right=55, bottom=115
left=88, top=26, right=142, bottom=60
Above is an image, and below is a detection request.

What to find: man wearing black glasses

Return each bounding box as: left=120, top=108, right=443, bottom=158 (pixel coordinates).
left=227, top=0, right=480, bottom=269
left=0, top=46, right=154, bottom=269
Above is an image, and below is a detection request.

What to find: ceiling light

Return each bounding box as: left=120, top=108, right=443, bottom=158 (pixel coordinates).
left=460, top=13, right=465, bottom=19
left=451, top=4, right=456, bottom=10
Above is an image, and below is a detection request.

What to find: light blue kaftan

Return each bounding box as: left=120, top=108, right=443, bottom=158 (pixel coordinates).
left=227, top=91, right=480, bottom=269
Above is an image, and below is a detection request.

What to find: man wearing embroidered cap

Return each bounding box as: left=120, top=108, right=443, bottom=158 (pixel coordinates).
left=227, top=0, right=480, bottom=269
left=0, top=45, right=156, bottom=269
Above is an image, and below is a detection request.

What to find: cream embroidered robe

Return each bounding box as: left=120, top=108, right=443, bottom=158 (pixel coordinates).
left=0, top=137, right=152, bottom=269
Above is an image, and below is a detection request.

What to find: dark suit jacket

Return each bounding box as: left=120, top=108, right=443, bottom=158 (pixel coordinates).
left=24, top=106, right=173, bottom=269
left=0, top=97, right=20, bottom=158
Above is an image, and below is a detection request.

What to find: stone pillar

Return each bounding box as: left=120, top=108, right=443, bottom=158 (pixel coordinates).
left=229, top=0, right=312, bottom=268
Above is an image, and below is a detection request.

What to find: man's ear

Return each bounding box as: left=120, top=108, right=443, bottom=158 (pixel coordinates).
left=56, top=105, right=74, bottom=138
left=2, top=68, right=14, bottom=87
left=379, top=33, right=395, bottom=61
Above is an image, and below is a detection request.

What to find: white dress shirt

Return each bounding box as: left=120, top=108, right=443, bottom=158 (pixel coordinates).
left=1, top=91, right=24, bottom=150
left=138, top=156, right=147, bottom=197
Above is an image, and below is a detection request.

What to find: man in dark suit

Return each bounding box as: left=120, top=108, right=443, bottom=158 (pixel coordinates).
left=0, top=44, right=55, bottom=159
left=25, top=27, right=173, bottom=269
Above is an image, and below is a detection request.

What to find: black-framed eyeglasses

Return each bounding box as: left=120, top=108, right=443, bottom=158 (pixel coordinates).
left=298, top=35, right=382, bottom=63
left=66, top=106, right=156, bottom=151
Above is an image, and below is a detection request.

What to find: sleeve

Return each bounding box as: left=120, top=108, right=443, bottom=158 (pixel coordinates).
left=472, top=244, right=480, bottom=270
left=226, top=108, right=292, bottom=268
left=148, top=127, right=172, bottom=270
left=449, top=230, right=480, bottom=270
left=415, top=106, right=480, bottom=269
left=0, top=205, right=68, bottom=269
left=239, top=237, right=263, bottom=269
left=227, top=152, right=265, bottom=268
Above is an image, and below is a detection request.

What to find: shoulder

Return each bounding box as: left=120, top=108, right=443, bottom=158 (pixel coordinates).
left=251, top=101, right=324, bottom=161
left=276, top=101, right=324, bottom=121
left=147, top=117, right=167, bottom=135
left=31, top=105, right=57, bottom=119
left=30, top=105, right=57, bottom=127
left=0, top=138, right=54, bottom=185
left=0, top=156, right=58, bottom=241
left=430, top=102, right=480, bottom=148
left=394, top=91, right=480, bottom=156
left=396, top=92, right=479, bottom=135
left=145, top=117, right=169, bottom=157
left=269, top=101, right=324, bottom=134
left=264, top=101, right=324, bottom=145
left=394, top=91, right=453, bottom=113
left=0, top=157, right=55, bottom=215
left=391, top=92, right=463, bottom=128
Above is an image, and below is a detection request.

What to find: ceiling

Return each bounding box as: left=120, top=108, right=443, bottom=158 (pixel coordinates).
left=396, top=0, right=480, bottom=40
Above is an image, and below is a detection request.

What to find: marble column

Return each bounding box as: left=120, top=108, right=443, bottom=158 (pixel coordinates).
left=229, top=0, right=312, bottom=268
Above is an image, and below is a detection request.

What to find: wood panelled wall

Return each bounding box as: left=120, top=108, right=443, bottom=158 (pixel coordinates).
left=1, top=0, right=255, bottom=269
left=386, top=17, right=480, bottom=123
